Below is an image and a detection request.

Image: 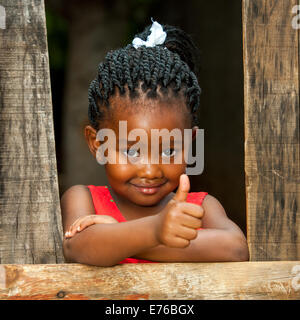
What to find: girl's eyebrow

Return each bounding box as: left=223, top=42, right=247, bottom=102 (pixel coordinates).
left=118, top=138, right=183, bottom=146
left=118, top=139, right=137, bottom=145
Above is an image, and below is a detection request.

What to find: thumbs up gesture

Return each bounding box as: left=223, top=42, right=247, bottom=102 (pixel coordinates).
left=154, top=174, right=204, bottom=248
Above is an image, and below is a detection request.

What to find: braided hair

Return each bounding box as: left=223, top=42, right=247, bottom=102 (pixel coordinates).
left=88, top=23, right=201, bottom=130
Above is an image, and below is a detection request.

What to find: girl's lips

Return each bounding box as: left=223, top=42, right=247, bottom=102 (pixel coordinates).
left=131, top=182, right=166, bottom=195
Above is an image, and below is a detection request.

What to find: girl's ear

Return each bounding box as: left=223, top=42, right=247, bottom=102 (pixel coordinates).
left=84, top=125, right=100, bottom=158
left=191, top=126, right=199, bottom=141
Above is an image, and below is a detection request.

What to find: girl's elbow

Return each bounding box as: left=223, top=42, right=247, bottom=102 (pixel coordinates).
left=63, top=238, right=119, bottom=267
left=63, top=238, right=78, bottom=263
left=63, top=238, right=90, bottom=264
left=231, top=237, right=249, bottom=262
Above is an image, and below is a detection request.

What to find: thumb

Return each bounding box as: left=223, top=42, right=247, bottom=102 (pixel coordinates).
left=173, top=174, right=190, bottom=202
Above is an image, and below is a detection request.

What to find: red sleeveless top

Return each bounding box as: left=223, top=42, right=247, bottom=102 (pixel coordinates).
left=86, top=185, right=208, bottom=264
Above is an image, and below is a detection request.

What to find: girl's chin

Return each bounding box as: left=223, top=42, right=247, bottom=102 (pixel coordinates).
left=132, top=199, right=161, bottom=207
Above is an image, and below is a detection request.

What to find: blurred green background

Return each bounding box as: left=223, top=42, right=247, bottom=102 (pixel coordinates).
left=45, top=0, right=246, bottom=234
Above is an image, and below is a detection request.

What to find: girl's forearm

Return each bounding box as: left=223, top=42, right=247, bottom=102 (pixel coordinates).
left=132, top=229, right=249, bottom=262
left=63, top=215, right=159, bottom=266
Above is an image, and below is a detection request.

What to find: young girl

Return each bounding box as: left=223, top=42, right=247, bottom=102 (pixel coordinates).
left=61, top=20, right=249, bottom=266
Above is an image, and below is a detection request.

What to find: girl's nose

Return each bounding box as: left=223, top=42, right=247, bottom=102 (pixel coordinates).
left=136, top=163, right=163, bottom=179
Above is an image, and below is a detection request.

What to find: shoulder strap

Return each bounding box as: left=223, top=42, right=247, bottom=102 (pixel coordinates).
left=186, top=192, right=208, bottom=231
left=86, top=185, right=126, bottom=222
left=186, top=192, right=208, bottom=206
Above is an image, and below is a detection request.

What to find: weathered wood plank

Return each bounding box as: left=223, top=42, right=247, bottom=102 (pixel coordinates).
left=243, top=0, right=300, bottom=260
left=0, top=262, right=300, bottom=300
left=0, top=0, right=63, bottom=263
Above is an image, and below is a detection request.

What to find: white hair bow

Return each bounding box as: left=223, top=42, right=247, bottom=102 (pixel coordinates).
left=132, top=19, right=167, bottom=49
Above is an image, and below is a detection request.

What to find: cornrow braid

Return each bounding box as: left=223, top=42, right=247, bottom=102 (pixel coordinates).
left=88, top=23, right=202, bottom=130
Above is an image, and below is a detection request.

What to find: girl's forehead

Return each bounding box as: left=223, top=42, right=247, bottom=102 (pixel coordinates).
left=105, top=94, right=191, bottom=131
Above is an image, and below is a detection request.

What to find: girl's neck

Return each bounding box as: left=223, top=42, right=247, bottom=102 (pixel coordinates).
left=107, top=185, right=174, bottom=220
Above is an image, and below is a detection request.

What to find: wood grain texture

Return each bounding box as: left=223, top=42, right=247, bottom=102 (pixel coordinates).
left=0, top=262, right=300, bottom=300
left=243, top=0, right=300, bottom=260
left=0, top=0, right=63, bottom=263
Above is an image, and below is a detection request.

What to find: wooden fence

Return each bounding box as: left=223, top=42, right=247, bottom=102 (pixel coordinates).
left=0, top=0, right=299, bottom=299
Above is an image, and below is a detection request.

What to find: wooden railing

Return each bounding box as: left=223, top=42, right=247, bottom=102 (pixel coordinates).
left=1, top=262, right=300, bottom=300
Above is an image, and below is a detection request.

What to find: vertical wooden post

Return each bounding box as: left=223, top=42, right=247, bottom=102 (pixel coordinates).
left=243, top=0, right=300, bottom=260
left=0, top=0, right=63, bottom=263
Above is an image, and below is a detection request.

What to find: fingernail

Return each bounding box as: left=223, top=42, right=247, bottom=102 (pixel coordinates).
left=77, top=226, right=80, bottom=231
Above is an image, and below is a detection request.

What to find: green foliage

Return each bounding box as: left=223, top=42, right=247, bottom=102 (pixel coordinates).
left=126, top=0, right=161, bottom=44
left=45, top=8, right=68, bottom=71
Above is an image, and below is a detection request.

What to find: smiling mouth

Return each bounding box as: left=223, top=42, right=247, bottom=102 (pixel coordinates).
left=130, top=181, right=167, bottom=195
left=131, top=182, right=166, bottom=188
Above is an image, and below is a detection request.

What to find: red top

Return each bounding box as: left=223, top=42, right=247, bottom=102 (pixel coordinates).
left=86, top=185, right=208, bottom=264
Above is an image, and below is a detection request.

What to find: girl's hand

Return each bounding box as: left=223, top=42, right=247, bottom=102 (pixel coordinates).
left=154, top=174, right=204, bottom=248
left=65, top=215, right=118, bottom=238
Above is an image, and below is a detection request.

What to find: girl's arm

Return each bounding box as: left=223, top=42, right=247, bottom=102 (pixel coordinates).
left=61, top=185, right=160, bottom=267
left=132, top=195, right=249, bottom=262
left=61, top=183, right=202, bottom=266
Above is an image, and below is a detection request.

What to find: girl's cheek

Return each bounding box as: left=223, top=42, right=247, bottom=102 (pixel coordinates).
left=105, top=162, right=134, bottom=181
left=163, top=163, right=186, bottom=178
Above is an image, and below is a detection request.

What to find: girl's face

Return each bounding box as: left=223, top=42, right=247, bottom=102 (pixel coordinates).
left=85, top=91, right=197, bottom=208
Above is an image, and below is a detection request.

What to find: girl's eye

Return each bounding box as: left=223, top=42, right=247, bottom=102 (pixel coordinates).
left=162, top=148, right=176, bottom=157
left=122, top=148, right=177, bottom=158
left=123, top=149, right=140, bottom=158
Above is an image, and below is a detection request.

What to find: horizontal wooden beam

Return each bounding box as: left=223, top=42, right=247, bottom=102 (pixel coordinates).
left=0, top=262, right=300, bottom=300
